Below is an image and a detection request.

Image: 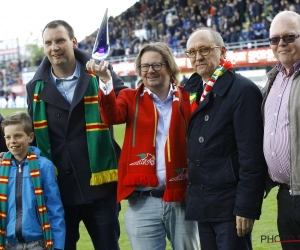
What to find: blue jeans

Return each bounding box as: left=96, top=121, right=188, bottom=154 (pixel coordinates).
left=125, top=195, right=200, bottom=250
left=64, top=196, right=120, bottom=250
left=6, top=240, right=46, bottom=250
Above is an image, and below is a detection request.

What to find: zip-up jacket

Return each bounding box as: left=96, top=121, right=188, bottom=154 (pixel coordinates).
left=5, top=146, right=65, bottom=249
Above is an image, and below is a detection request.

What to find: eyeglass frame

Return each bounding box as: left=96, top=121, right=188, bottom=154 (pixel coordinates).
left=139, top=63, right=167, bottom=72
left=185, top=46, right=221, bottom=58
left=269, top=34, right=300, bottom=45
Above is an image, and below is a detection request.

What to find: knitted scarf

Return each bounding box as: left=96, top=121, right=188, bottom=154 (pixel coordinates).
left=190, top=60, right=233, bottom=113
left=122, top=83, right=190, bottom=202
left=0, top=148, right=53, bottom=249
left=33, top=76, right=117, bottom=185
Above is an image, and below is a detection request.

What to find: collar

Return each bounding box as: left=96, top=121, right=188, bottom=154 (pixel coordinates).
left=30, top=48, right=91, bottom=84
left=183, top=70, right=234, bottom=97
left=51, top=60, right=80, bottom=84
left=276, top=59, right=300, bottom=76
left=144, top=83, right=174, bottom=101
left=13, top=156, right=26, bottom=166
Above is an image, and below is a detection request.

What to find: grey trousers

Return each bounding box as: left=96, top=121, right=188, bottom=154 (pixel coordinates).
left=6, top=240, right=46, bottom=250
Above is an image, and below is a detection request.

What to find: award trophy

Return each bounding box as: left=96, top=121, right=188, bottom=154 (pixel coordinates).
left=92, top=8, right=110, bottom=61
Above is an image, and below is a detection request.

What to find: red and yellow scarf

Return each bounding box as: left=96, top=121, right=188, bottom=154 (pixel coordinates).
left=190, top=60, right=233, bottom=113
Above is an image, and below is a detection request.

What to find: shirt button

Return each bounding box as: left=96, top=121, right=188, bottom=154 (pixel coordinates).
left=204, top=115, right=209, bottom=121
left=199, top=136, right=204, bottom=143
left=271, top=132, right=273, bottom=136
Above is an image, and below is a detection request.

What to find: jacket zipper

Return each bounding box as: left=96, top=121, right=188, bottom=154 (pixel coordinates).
left=15, top=161, right=25, bottom=243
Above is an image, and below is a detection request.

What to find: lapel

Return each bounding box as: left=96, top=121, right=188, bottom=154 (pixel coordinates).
left=70, top=66, right=92, bottom=111
left=35, top=48, right=94, bottom=113
left=38, top=79, right=70, bottom=111
left=37, top=59, right=93, bottom=112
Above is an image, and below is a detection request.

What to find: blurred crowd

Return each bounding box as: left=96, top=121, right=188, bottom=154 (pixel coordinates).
left=78, top=0, right=300, bottom=60
left=1, top=0, right=299, bottom=89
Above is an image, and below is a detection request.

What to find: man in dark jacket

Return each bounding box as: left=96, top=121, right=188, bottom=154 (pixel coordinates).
left=184, top=27, right=266, bottom=250
left=26, top=20, right=126, bottom=250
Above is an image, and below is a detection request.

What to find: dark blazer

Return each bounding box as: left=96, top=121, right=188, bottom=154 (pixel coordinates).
left=26, top=48, right=126, bottom=205
left=0, top=114, right=8, bottom=153
left=183, top=70, right=267, bottom=222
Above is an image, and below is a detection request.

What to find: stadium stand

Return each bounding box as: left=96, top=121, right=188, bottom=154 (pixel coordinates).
left=1, top=0, right=298, bottom=96
left=77, top=0, right=276, bottom=62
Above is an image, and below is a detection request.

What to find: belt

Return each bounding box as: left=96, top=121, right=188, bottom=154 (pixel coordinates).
left=133, top=189, right=165, bottom=198
left=279, top=183, right=290, bottom=190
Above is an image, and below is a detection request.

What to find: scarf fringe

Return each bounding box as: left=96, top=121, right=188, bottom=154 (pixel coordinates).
left=163, top=188, right=186, bottom=202
left=90, top=169, right=118, bottom=185
left=123, top=173, right=158, bottom=187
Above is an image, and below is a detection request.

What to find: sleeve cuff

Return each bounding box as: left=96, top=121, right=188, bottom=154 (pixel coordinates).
left=99, top=79, right=113, bottom=95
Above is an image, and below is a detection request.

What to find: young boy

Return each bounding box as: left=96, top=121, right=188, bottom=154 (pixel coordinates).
left=0, top=111, right=65, bottom=250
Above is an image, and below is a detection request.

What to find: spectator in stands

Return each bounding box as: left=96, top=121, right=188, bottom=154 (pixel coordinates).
left=247, top=26, right=256, bottom=41
left=179, top=0, right=188, bottom=17
left=26, top=19, right=126, bottom=250
left=0, top=72, right=5, bottom=98
left=184, top=27, right=266, bottom=250
left=143, top=19, right=152, bottom=40
left=180, top=74, right=188, bottom=86
left=87, top=42, right=200, bottom=250
left=263, top=10, right=300, bottom=250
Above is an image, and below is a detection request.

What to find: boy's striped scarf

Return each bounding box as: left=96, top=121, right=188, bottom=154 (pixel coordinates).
left=190, top=60, right=233, bottom=113
left=33, top=76, right=118, bottom=185
left=0, top=149, right=53, bottom=249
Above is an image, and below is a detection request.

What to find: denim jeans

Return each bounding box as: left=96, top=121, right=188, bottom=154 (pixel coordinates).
left=125, top=195, right=200, bottom=250
left=6, top=240, right=46, bottom=250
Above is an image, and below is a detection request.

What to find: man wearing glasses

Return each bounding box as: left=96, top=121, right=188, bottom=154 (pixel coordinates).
left=86, top=42, right=200, bottom=250
left=263, top=10, right=300, bottom=250
left=183, top=27, right=267, bottom=250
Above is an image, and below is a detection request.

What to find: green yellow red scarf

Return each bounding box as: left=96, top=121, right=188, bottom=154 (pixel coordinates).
left=33, top=76, right=118, bottom=185
left=190, top=60, right=233, bottom=112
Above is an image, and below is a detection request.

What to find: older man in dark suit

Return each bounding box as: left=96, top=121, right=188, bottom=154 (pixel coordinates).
left=183, top=27, right=267, bottom=250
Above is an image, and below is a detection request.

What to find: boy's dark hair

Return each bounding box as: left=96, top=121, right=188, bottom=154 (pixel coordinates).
left=1, top=111, right=33, bottom=135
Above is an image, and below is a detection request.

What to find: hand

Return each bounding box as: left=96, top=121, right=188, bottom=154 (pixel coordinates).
left=86, top=59, right=112, bottom=84
left=236, top=216, right=254, bottom=237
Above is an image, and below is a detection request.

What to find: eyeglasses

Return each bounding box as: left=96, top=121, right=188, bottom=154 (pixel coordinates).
left=139, top=63, right=166, bottom=72
left=269, top=34, right=300, bottom=45
left=185, top=46, right=220, bottom=58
